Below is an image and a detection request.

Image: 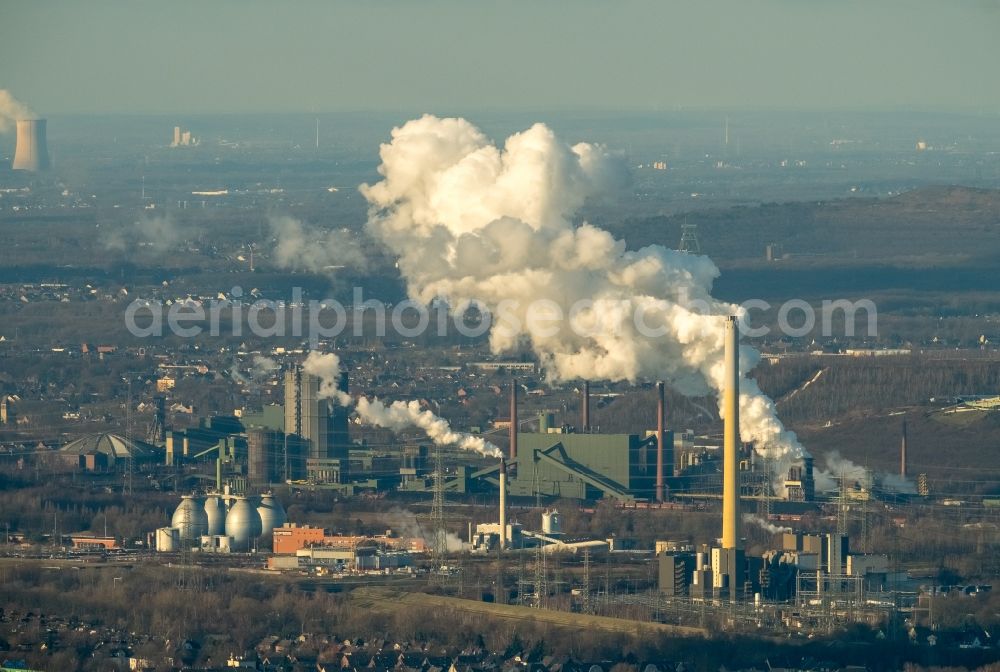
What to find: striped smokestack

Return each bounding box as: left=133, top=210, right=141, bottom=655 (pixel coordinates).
left=582, top=380, right=590, bottom=432
left=12, top=119, right=50, bottom=172
left=722, top=316, right=741, bottom=550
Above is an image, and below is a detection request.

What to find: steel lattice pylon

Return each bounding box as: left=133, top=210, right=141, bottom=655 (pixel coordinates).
left=679, top=222, right=701, bottom=253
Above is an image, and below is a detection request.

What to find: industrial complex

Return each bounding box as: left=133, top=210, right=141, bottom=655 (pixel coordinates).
left=2, top=80, right=998, bottom=671
left=76, top=314, right=928, bottom=638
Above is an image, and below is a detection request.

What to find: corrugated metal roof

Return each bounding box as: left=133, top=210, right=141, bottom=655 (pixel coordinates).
left=58, top=432, right=160, bottom=461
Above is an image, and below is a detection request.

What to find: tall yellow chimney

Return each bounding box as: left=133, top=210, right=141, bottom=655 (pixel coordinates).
left=722, top=316, right=741, bottom=550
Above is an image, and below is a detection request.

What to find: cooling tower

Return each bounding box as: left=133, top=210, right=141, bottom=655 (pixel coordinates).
left=722, top=316, right=741, bottom=550
left=12, top=119, right=50, bottom=172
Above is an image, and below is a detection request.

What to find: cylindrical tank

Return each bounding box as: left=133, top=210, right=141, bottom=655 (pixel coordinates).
left=156, top=527, right=180, bottom=552
left=225, top=496, right=262, bottom=552
left=204, top=495, right=226, bottom=536
left=541, top=509, right=561, bottom=536
left=256, top=494, right=287, bottom=540
left=12, top=119, right=51, bottom=172
left=171, top=495, right=208, bottom=542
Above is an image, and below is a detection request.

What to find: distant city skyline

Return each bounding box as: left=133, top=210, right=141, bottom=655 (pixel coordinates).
left=1, top=0, right=999, bottom=116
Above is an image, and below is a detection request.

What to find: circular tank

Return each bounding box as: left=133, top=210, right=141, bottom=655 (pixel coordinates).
left=171, top=495, right=209, bottom=542
left=225, top=496, right=262, bottom=552
left=156, top=527, right=180, bottom=552
left=256, top=494, right=287, bottom=539
left=204, top=495, right=227, bottom=536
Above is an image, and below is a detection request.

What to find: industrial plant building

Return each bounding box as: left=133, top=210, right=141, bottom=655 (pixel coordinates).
left=284, top=367, right=350, bottom=483
left=154, top=365, right=352, bottom=491
left=271, top=523, right=426, bottom=555
left=659, top=530, right=890, bottom=603
left=475, top=432, right=658, bottom=501
left=59, top=432, right=161, bottom=471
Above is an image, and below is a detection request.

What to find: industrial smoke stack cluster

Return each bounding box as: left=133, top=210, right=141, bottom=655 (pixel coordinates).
left=12, top=118, right=50, bottom=172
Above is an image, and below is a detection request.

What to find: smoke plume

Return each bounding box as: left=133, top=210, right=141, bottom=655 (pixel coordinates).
left=386, top=507, right=466, bottom=552
left=815, top=451, right=869, bottom=493
left=302, top=351, right=351, bottom=405
left=269, top=215, right=367, bottom=273
left=251, top=355, right=279, bottom=378
left=301, top=350, right=500, bottom=458
left=0, top=90, right=35, bottom=133
left=360, top=115, right=805, bottom=473
left=354, top=396, right=501, bottom=458
left=229, top=363, right=250, bottom=386
left=103, top=214, right=185, bottom=253
left=743, top=513, right=792, bottom=535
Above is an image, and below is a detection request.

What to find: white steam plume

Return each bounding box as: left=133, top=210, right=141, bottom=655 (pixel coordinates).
left=743, top=513, right=792, bottom=535
left=0, top=90, right=35, bottom=133
left=386, top=507, right=467, bottom=552
left=360, top=115, right=805, bottom=474
left=229, top=363, right=250, bottom=386
left=354, top=396, right=501, bottom=458
left=302, top=351, right=351, bottom=405
left=815, top=450, right=869, bottom=493
left=269, top=215, right=367, bottom=273
left=251, top=355, right=279, bottom=378
left=814, top=450, right=915, bottom=495
left=301, top=351, right=500, bottom=458
left=103, top=214, right=185, bottom=252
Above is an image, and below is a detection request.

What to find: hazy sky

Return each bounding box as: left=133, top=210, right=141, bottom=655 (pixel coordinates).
left=2, top=0, right=999, bottom=115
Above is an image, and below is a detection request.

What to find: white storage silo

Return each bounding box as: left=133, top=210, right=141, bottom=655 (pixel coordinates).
left=541, top=509, right=561, bottom=536
left=256, top=494, right=287, bottom=541
left=225, top=496, right=262, bottom=552
left=156, top=527, right=180, bottom=552
left=171, top=495, right=209, bottom=543
left=204, top=495, right=226, bottom=536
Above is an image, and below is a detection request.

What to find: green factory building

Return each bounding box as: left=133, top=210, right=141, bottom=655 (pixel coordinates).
left=472, top=432, right=661, bottom=502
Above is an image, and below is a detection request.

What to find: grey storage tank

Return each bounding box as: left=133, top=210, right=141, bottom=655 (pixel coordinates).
left=155, top=527, right=180, bottom=552
left=171, top=495, right=209, bottom=542
left=256, top=493, right=287, bottom=541
left=225, top=496, right=262, bottom=552
left=204, top=495, right=227, bottom=536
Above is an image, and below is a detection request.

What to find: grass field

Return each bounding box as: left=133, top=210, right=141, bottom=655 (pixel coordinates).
left=349, top=586, right=708, bottom=638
